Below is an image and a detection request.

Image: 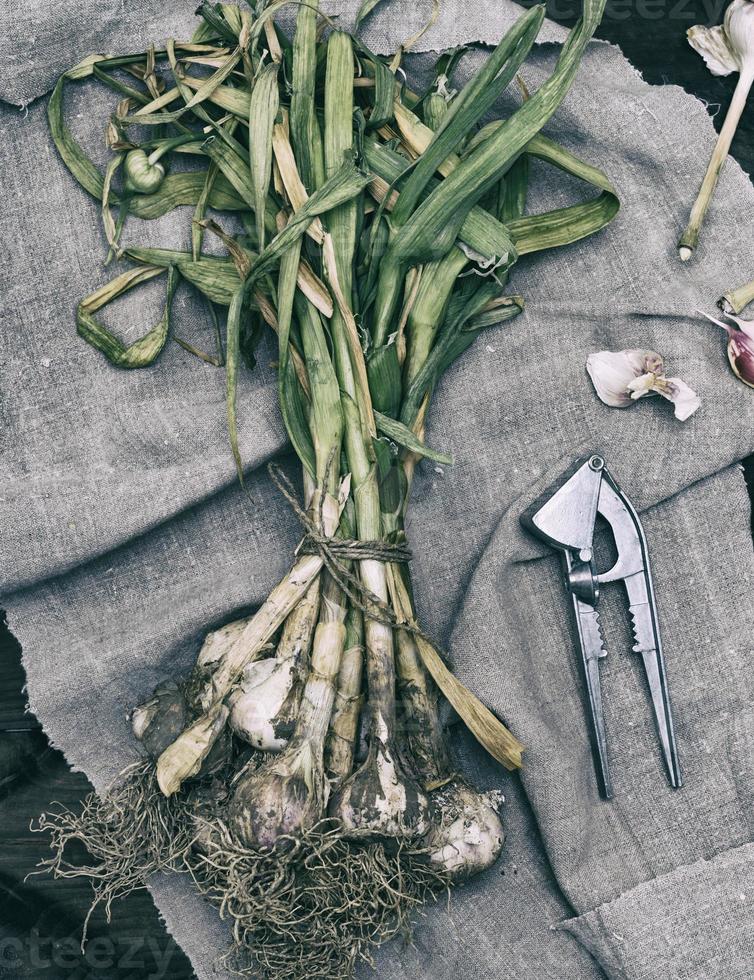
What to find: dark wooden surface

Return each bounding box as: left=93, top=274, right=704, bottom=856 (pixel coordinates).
left=2, top=4, right=753, bottom=977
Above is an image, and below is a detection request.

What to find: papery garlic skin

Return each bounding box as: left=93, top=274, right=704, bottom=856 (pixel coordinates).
left=688, top=22, right=740, bottom=76
left=587, top=349, right=700, bottom=421
left=229, top=656, right=301, bottom=751
left=130, top=680, right=189, bottom=759
left=156, top=704, right=229, bottom=796
left=626, top=373, right=701, bottom=421
left=586, top=350, right=651, bottom=406
left=228, top=579, right=319, bottom=752
left=196, top=616, right=253, bottom=671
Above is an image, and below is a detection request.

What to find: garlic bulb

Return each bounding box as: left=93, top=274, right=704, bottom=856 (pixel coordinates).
left=586, top=349, right=700, bottom=421
left=680, top=0, right=754, bottom=259
left=229, top=739, right=325, bottom=849
left=328, top=719, right=431, bottom=840
left=425, top=780, right=505, bottom=881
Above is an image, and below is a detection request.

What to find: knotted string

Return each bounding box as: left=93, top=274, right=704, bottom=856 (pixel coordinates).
left=267, top=463, right=421, bottom=635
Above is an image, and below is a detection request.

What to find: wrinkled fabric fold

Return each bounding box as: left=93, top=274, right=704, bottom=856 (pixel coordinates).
left=559, top=843, right=754, bottom=980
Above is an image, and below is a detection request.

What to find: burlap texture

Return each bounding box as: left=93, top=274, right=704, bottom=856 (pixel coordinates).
left=2, top=2, right=753, bottom=977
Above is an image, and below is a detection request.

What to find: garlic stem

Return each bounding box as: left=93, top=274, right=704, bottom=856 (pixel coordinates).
left=326, top=411, right=431, bottom=838
left=679, top=63, right=754, bottom=260
left=720, top=273, right=754, bottom=314
left=147, top=132, right=197, bottom=165
left=199, top=550, right=327, bottom=708
left=325, top=350, right=430, bottom=836
left=388, top=568, right=505, bottom=881
left=323, top=30, right=428, bottom=840
left=325, top=605, right=365, bottom=781
left=394, top=624, right=452, bottom=786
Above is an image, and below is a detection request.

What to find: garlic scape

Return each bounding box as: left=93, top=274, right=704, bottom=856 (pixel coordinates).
left=123, top=149, right=166, bottom=195
left=680, top=0, right=754, bottom=260
left=586, top=349, right=701, bottom=421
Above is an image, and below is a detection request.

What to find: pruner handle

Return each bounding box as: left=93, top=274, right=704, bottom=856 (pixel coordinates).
left=562, top=551, right=613, bottom=799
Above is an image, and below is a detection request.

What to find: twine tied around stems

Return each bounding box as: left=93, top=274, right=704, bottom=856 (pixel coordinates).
left=265, top=467, right=529, bottom=776
left=267, top=463, right=421, bottom=634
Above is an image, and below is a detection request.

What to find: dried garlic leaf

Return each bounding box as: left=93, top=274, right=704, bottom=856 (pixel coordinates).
left=77, top=266, right=179, bottom=368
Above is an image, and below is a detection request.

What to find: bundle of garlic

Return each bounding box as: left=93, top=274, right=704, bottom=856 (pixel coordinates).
left=37, top=1, right=618, bottom=976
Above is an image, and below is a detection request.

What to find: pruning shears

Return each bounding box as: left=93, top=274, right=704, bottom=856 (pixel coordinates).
left=521, top=454, right=682, bottom=799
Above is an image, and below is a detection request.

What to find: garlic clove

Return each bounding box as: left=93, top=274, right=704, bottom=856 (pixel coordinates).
left=728, top=336, right=754, bottom=387
left=586, top=349, right=662, bottom=407
left=726, top=313, right=754, bottom=340
left=725, top=0, right=754, bottom=63
left=700, top=309, right=754, bottom=386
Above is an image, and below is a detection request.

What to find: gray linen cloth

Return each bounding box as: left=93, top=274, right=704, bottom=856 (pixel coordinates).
left=2, top=2, right=754, bottom=978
